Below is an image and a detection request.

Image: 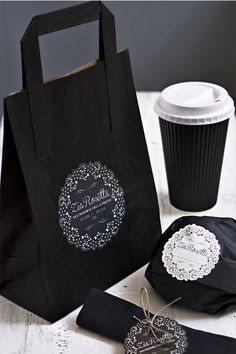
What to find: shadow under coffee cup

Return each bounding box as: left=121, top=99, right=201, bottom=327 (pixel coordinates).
left=154, top=82, right=235, bottom=211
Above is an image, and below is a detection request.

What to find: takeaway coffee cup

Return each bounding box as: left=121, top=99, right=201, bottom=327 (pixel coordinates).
left=154, top=82, right=235, bottom=211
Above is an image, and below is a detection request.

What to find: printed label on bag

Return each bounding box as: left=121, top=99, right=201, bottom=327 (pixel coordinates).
left=162, top=224, right=221, bottom=281
left=58, top=161, right=125, bottom=251
left=124, top=316, right=188, bottom=354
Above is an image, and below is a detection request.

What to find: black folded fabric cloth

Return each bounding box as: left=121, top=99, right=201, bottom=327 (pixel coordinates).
left=76, top=288, right=236, bottom=353
left=146, top=216, right=236, bottom=314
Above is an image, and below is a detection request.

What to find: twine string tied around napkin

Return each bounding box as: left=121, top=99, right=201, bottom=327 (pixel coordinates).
left=133, top=288, right=181, bottom=345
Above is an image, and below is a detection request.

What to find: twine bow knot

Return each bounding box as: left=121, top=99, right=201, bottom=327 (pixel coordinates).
left=133, top=288, right=181, bottom=345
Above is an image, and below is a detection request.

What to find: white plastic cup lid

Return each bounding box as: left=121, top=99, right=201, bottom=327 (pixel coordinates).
left=154, top=82, right=235, bottom=125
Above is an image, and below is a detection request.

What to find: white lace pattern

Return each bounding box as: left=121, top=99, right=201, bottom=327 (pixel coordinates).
left=162, top=224, right=221, bottom=281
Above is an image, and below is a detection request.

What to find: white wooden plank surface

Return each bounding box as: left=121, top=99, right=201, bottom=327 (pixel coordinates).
left=0, top=92, right=236, bottom=354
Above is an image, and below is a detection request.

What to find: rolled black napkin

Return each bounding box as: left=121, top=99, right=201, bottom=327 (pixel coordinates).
left=146, top=216, right=236, bottom=314
left=76, top=288, right=236, bottom=353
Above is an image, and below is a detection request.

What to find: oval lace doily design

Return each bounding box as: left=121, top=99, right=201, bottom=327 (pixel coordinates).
left=162, top=224, right=221, bottom=281
left=58, top=161, right=125, bottom=251
left=124, top=315, right=188, bottom=354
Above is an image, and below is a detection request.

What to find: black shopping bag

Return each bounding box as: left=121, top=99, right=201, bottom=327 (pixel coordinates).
left=0, top=1, right=161, bottom=322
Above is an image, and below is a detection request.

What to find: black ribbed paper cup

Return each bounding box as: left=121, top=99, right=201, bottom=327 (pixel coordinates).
left=155, top=82, right=234, bottom=211
left=159, top=117, right=229, bottom=211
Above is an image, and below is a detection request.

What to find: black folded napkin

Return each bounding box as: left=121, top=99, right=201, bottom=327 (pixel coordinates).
left=146, top=216, right=236, bottom=314
left=76, top=288, right=236, bottom=353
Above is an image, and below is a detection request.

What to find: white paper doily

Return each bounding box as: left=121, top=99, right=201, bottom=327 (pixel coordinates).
left=162, top=224, right=221, bottom=281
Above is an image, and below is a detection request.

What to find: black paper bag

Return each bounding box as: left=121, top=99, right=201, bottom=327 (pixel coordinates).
left=0, top=2, right=161, bottom=322
left=76, top=289, right=236, bottom=354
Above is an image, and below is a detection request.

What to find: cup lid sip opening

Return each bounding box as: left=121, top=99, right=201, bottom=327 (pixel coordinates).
left=154, top=82, right=235, bottom=125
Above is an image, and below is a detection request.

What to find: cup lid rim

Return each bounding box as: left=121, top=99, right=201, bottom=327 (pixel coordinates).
left=154, top=81, right=235, bottom=125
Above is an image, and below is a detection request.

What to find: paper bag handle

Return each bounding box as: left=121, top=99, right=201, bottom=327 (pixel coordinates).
left=21, top=1, right=117, bottom=160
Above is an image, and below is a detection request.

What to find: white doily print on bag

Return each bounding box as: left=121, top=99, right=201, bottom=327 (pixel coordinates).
left=162, top=224, right=221, bottom=281
left=58, top=161, right=125, bottom=251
